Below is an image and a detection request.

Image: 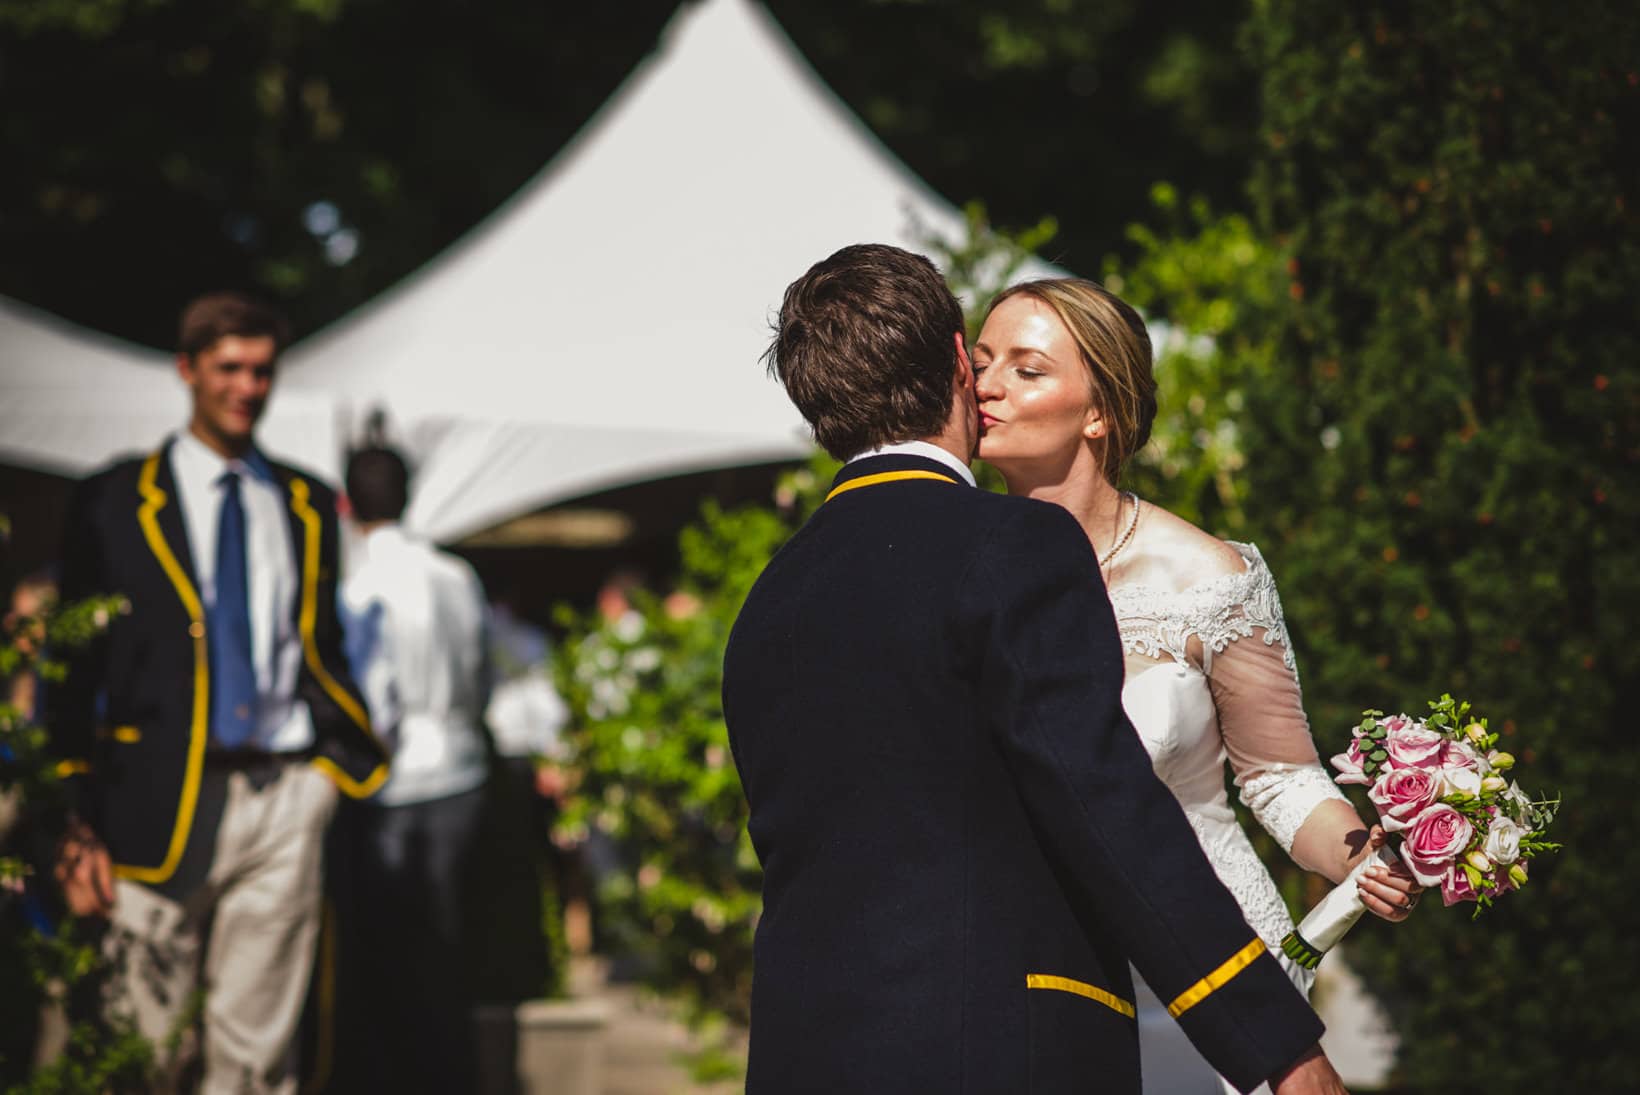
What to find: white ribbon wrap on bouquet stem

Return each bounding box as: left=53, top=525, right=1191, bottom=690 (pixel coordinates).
left=1280, top=845, right=1403, bottom=969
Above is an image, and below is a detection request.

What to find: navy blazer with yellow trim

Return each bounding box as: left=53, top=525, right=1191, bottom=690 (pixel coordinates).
left=722, top=454, right=1325, bottom=1094
left=48, top=439, right=387, bottom=886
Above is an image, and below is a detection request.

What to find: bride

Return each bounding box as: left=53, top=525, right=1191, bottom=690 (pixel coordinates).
left=972, top=278, right=1421, bottom=1093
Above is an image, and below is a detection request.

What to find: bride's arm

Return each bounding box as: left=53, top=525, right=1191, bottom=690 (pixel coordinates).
left=1206, top=569, right=1420, bottom=918
left=1208, top=631, right=1366, bottom=883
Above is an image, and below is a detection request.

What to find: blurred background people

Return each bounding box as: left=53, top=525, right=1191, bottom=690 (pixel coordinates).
left=45, top=291, right=385, bottom=1093
left=3, top=571, right=54, bottom=723
left=337, top=440, right=490, bottom=1094
left=483, top=582, right=579, bottom=953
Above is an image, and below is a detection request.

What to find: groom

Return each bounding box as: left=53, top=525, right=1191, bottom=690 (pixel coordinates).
left=723, top=244, right=1346, bottom=1094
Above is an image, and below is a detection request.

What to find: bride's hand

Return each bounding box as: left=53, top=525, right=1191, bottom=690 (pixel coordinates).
left=1356, top=825, right=1422, bottom=922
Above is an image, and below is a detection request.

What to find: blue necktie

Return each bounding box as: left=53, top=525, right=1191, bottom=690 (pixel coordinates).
left=210, top=470, right=257, bottom=748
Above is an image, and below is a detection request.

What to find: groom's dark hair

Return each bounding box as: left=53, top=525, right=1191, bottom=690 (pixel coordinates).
left=764, top=244, right=964, bottom=460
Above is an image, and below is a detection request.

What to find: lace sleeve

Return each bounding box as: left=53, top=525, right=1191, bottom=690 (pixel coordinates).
left=1202, top=545, right=1350, bottom=854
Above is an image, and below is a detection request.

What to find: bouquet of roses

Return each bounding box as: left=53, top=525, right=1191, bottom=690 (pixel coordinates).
left=1279, top=695, right=1560, bottom=970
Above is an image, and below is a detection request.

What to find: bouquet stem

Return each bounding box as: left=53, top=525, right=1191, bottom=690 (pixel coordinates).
left=1280, top=845, right=1402, bottom=970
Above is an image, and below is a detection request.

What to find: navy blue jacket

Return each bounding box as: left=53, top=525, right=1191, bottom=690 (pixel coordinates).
left=723, top=453, right=1324, bottom=1094
left=48, top=439, right=387, bottom=891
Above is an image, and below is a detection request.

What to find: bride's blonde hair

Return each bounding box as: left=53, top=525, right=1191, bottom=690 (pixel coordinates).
left=984, top=278, right=1158, bottom=485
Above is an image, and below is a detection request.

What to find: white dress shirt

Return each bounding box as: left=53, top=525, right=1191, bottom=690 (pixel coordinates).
left=845, top=440, right=977, bottom=486
left=169, top=430, right=315, bottom=752
left=341, top=524, right=490, bottom=807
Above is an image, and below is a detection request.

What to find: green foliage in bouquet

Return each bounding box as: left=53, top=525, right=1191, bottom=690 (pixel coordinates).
left=1, top=522, right=154, bottom=1091
left=1238, top=2, right=1639, bottom=1088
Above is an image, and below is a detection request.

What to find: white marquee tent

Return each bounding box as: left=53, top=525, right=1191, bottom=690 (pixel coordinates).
left=279, top=0, right=985, bottom=542
left=2, top=0, right=1036, bottom=542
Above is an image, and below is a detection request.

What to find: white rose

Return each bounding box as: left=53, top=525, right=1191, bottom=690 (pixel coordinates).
left=1441, top=765, right=1482, bottom=798
left=1483, top=816, right=1525, bottom=866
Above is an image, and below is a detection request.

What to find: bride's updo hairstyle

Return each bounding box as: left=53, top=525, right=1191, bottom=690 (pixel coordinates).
left=984, top=278, right=1158, bottom=485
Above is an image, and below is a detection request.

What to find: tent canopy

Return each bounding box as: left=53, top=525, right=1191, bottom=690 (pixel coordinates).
left=2, top=0, right=1043, bottom=543
left=279, top=0, right=976, bottom=541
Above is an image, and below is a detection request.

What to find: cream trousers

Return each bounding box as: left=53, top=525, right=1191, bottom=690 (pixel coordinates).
left=103, top=761, right=337, bottom=1095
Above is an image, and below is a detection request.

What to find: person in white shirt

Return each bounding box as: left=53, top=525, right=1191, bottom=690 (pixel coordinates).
left=337, top=442, right=490, bottom=1095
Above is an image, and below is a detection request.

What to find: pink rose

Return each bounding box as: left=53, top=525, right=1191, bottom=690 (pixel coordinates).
left=1402, top=803, right=1475, bottom=886
left=1441, top=740, right=1482, bottom=769
left=1368, top=766, right=1442, bottom=831
left=1331, top=738, right=1371, bottom=785
left=1441, top=860, right=1480, bottom=906
left=1384, top=725, right=1448, bottom=770
left=1380, top=714, right=1414, bottom=734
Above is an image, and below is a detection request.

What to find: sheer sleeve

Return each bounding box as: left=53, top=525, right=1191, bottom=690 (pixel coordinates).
left=1202, top=548, right=1350, bottom=854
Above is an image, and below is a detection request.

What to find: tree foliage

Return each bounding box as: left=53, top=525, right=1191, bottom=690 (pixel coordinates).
left=0, top=0, right=1258, bottom=345
left=1103, top=184, right=1287, bottom=532
left=0, top=526, right=151, bottom=1091
left=768, top=0, right=1259, bottom=273
left=1239, top=2, right=1639, bottom=1087
left=0, top=0, right=681, bottom=345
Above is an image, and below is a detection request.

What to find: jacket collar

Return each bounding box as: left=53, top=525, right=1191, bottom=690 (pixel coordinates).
left=828, top=451, right=973, bottom=497
left=844, top=440, right=975, bottom=486
left=142, top=436, right=307, bottom=599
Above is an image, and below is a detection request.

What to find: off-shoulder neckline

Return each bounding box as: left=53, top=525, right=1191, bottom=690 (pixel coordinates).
left=1108, top=540, right=1269, bottom=607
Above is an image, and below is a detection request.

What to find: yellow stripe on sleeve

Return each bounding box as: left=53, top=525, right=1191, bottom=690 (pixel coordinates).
left=1167, top=938, right=1268, bottom=1018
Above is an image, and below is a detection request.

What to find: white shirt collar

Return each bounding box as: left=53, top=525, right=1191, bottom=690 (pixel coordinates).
left=171, top=428, right=275, bottom=485
left=844, top=440, right=976, bottom=487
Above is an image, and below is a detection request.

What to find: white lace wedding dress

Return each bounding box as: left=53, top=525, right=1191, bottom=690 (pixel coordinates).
left=1114, top=542, right=1349, bottom=1095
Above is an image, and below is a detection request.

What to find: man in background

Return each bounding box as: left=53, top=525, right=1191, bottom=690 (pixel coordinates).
left=338, top=442, right=490, bottom=1094
left=48, top=291, right=385, bottom=1093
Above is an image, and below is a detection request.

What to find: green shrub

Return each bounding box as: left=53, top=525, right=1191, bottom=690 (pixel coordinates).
left=551, top=466, right=828, bottom=1025
left=1237, top=2, right=1639, bottom=1088
left=1, top=521, right=152, bottom=1092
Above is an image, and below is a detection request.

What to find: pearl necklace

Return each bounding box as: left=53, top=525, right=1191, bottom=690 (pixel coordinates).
left=1097, top=492, right=1141, bottom=570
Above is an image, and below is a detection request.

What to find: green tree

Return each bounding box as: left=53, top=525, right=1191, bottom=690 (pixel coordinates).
left=0, top=0, right=680, bottom=344
left=1, top=1, right=1260, bottom=346
left=0, top=523, right=151, bottom=1091
left=1102, top=184, right=1288, bottom=532
left=1240, top=2, right=1639, bottom=1088
left=768, top=0, right=1260, bottom=273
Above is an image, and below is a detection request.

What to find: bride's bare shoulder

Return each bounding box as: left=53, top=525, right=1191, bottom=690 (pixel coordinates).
left=1121, top=502, right=1247, bottom=593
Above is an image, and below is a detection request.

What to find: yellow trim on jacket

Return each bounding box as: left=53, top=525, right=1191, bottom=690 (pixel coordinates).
left=1025, top=973, right=1137, bottom=1019
left=1166, top=938, right=1268, bottom=1018
left=288, top=477, right=388, bottom=799
left=116, top=449, right=210, bottom=885
left=824, top=469, right=959, bottom=502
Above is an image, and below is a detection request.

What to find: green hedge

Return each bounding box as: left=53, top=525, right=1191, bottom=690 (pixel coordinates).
left=1239, top=2, right=1639, bottom=1088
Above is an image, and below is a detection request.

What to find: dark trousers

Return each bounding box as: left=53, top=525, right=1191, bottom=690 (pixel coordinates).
left=351, top=785, right=487, bottom=1095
